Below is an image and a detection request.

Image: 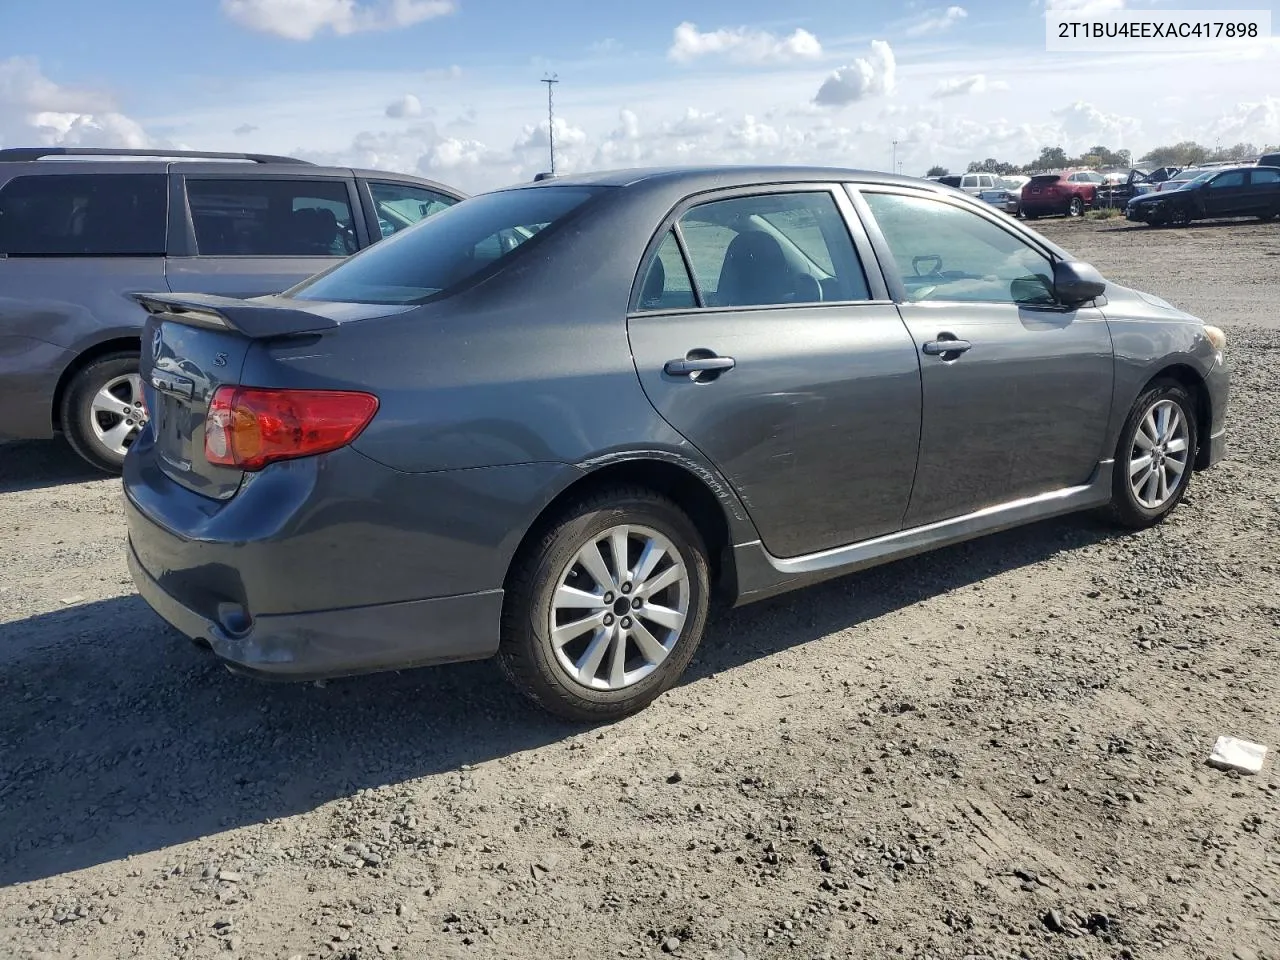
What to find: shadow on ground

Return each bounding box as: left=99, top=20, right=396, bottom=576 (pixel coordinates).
left=0, top=513, right=1116, bottom=887
left=0, top=440, right=104, bottom=494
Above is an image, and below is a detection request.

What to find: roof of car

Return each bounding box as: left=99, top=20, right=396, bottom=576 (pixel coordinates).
left=0, top=148, right=467, bottom=198
left=499, top=165, right=939, bottom=192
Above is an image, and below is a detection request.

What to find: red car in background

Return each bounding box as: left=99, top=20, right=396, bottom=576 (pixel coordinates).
left=1020, top=170, right=1103, bottom=219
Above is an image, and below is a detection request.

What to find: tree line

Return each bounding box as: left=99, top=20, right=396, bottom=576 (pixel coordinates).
left=925, top=141, right=1280, bottom=178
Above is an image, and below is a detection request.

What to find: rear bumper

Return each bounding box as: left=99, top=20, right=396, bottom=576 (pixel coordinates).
left=128, top=535, right=503, bottom=680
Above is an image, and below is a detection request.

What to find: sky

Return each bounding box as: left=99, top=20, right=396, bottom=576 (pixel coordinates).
left=1, top=0, right=1278, bottom=193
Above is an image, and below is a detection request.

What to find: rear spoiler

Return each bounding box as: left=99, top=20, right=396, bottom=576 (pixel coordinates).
left=132, top=292, right=339, bottom=338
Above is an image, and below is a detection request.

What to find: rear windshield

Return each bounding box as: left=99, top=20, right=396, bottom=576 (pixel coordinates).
left=1028, top=175, right=1061, bottom=184
left=289, top=185, right=604, bottom=305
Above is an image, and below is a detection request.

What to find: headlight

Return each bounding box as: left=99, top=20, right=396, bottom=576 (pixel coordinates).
left=1203, top=324, right=1226, bottom=352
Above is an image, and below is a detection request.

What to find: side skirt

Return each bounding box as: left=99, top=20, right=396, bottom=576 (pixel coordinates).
left=730, top=461, right=1114, bottom=605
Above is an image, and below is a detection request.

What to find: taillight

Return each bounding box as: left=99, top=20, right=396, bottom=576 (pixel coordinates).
left=205, top=387, right=379, bottom=471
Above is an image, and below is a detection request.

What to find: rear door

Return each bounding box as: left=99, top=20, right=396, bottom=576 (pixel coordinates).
left=627, top=185, right=922, bottom=559
left=1245, top=167, right=1280, bottom=214
left=165, top=172, right=367, bottom=298
left=850, top=185, right=1114, bottom=527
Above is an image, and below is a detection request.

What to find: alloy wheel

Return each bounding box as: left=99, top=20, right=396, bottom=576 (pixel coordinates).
left=90, top=373, right=148, bottom=457
left=1128, top=398, right=1190, bottom=510
left=548, top=523, right=690, bottom=691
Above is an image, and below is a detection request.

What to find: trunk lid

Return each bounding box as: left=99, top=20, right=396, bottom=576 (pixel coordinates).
left=135, top=293, right=406, bottom=499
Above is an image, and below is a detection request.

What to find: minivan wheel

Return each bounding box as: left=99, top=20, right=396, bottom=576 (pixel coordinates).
left=1068, top=197, right=1085, bottom=217
left=498, top=488, right=711, bottom=723
left=60, top=352, right=148, bottom=474
left=1107, top=382, right=1198, bottom=530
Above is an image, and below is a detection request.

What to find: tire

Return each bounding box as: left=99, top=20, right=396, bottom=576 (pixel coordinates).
left=497, top=488, right=712, bottom=723
left=1168, top=206, right=1192, bottom=228
left=60, top=352, right=147, bottom=474
left=1107, top=381, right=1198, bottom=530
left=1068, top=197, right=1085, bottom=217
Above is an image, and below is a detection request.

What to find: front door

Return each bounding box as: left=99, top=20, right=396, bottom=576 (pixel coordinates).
left=165, top=174, right=364, bottom=298
left=853, top=187, right=1115, bottom=528
left=628, top=187, right=923, bottom=559
left=1201, top=170, right=1250, bottom=218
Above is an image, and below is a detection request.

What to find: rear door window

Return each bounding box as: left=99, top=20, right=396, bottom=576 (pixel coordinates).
left=1250, top=168, right=1280, bottom=184
left=0, top=173, right=167, bottom=256
left=185, top=178, right=358, bottom=256
left=670, top=191, right=870, bottom=307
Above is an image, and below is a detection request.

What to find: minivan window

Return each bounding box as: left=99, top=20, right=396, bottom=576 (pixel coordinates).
left=368, top=181, right=458, bottom=237
left=186, top=179, right=358, bottom=257
left=289, top=186, right=603, bottom=305
left=0, top=173, right=167, bottom=256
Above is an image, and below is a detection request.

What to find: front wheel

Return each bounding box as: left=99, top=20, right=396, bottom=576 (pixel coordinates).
left=1108, top=382, right=1198, bottom=529
left=498, top=489, right=711, bottom=722
left=60, top=352, right=148, bottom=474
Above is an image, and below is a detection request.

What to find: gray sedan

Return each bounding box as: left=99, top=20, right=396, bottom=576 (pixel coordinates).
left=123, top=166, right=1230, bottom=721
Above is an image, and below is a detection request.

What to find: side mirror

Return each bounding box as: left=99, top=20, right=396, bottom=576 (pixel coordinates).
left=1053, top=260, right=1107, bottom=305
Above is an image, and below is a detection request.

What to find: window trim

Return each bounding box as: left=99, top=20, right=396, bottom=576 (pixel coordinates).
left=0, top=171, right=169, bottom=258
left=627, top=182, right=891, bottom=317
left=174, top=173, right=368, bottom=258
left=847, top=184, right=1072, bottom=310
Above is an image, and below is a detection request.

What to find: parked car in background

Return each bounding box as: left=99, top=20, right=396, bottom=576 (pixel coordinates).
left=958, top=172, right=1001, bottom=196
left=1020, top=171, right=1099, bottom=218
left=1256, top=152, right=1280, bottom=168
left=1126, top=165, right=1280, bottom=226
left=123, top=165, right=1229, bottom=721
left=0, top=147, right=466, bottom=472
left=1154, top=168, right=1206, bottom=192
left=1097, top=168, right=1155, bottom=207
left=978, top=177, right=1024, bottom=215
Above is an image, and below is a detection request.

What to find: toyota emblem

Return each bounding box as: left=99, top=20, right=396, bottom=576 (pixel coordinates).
left=152, top=327, right=163, bottom=360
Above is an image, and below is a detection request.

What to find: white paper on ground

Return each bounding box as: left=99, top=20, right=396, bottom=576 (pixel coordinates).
left=1208, top=736, right=1268, bottom=775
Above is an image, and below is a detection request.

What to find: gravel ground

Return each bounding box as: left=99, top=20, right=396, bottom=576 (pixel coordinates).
left=1, top=216, right=1277, bottom=960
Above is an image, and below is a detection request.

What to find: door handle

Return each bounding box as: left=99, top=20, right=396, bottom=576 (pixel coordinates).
left=921, top=337, right=972, bottom=356
left=664, top=356, right=736, bottom=376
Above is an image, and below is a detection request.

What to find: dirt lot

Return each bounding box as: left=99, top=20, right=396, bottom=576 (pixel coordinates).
left=1, top=216, right=1277, bottom=960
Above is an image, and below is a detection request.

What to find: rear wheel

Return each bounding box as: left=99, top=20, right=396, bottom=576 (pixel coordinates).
left=498, top=489, right=711, bottom=722
left=1068, top=196, right=1085, bottom=217
left=60, top=352, right=148, bottom=474
left=1107, top=382, right=1197, bottom=529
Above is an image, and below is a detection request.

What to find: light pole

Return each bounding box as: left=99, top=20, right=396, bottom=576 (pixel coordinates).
left=542, top=74, right=559, bottom=175
left=892, top=139, right=898, bottom=174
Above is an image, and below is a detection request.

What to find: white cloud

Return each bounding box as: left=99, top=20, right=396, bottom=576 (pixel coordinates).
left=1052, top=100, right=1141, bottom=145
left=222, top=0, right=455, bottom=41
left=907, top=6, right=968, bottom=37
left=933, top=74, right=1008, bottom=98
left=813, top=41, right=896, bottom=107
left=0, top=57, right=160, bottom=150
left=668, top=21, right=823, bottom=64
left=385, top=93, right=423, bottom=118
left=1207, top=96, right=1280, bottom=146
left=1042, top=0, right=1125, bottom=12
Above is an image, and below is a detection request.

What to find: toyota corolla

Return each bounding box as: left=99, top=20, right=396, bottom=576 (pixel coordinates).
left=124, top=166, right=1229, bottom=721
